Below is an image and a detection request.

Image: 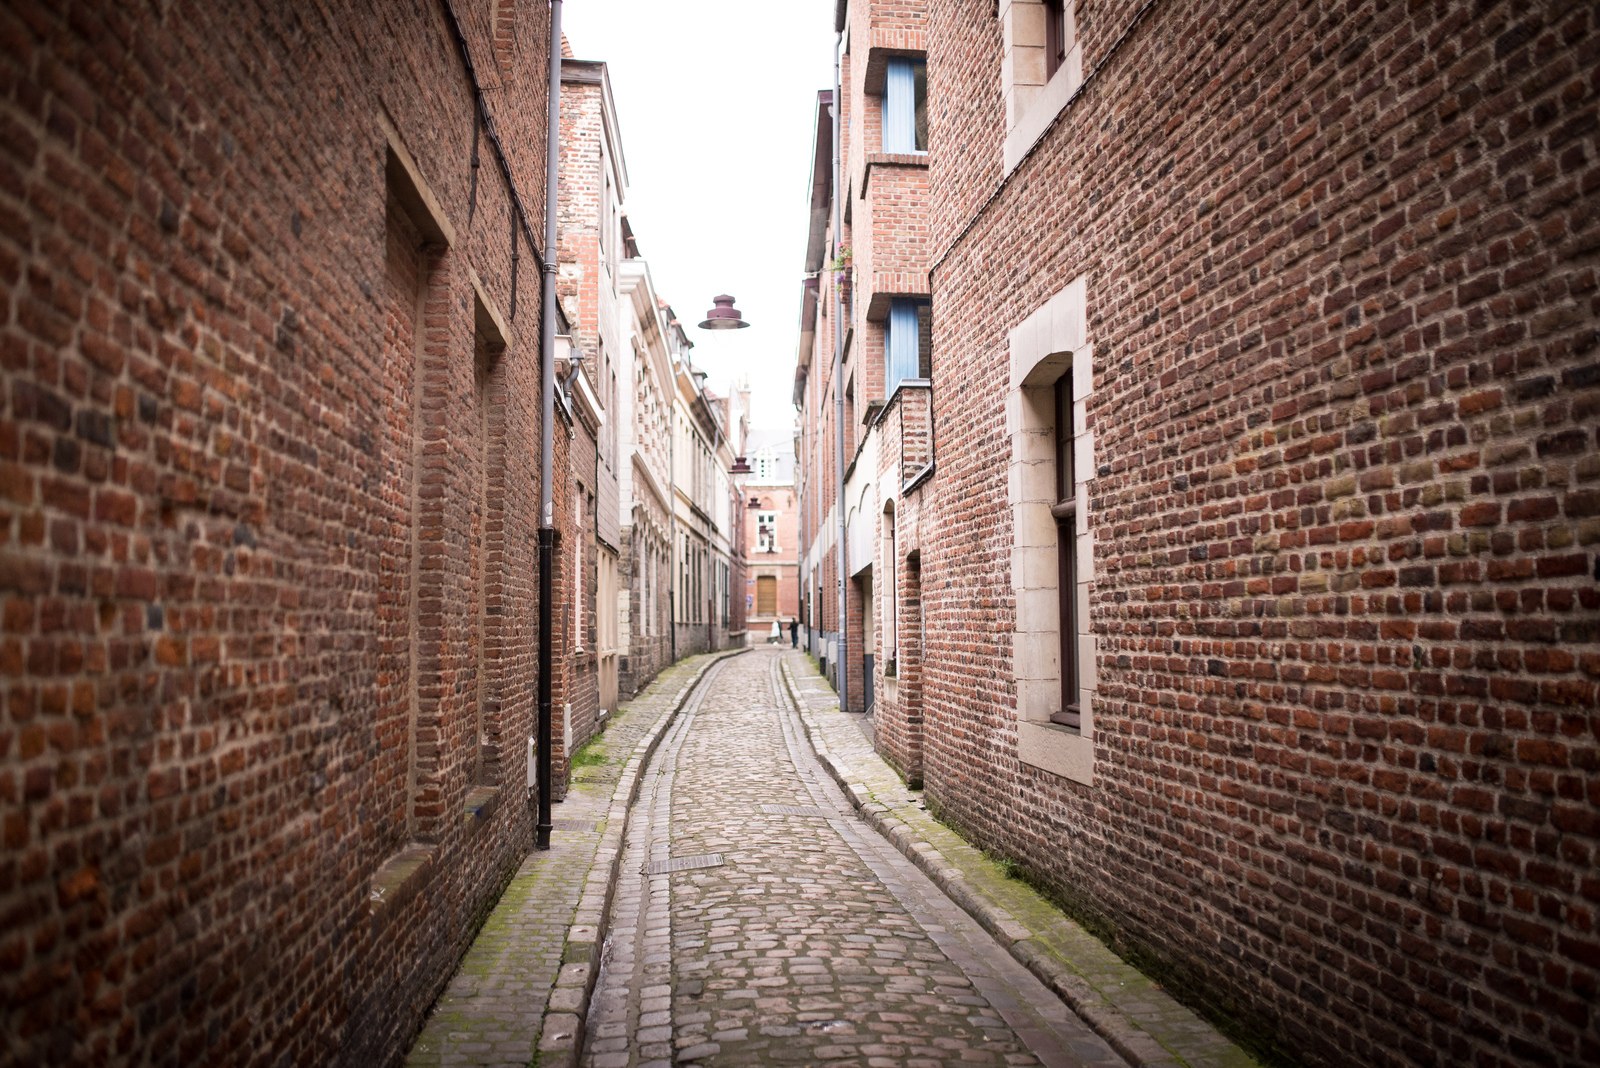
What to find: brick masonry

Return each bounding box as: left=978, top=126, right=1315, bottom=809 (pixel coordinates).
left=0, top=1, right=568, bottom=1064
left=915, top=1, right=1600, bottom=1065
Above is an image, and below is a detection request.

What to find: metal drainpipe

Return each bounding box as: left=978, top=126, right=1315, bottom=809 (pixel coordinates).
left=535, top=0, right=562, bottom=852
left=831, top=36, right=848, bottom=715
left=668, top=375, right=677, bottom=665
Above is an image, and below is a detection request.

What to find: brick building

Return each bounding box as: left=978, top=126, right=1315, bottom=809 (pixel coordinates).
left=670, top=350, right=746, bottom=659
left=795, top=0, right=934, bottom=775
left=742, top=427, right=801, bottom=643
left=0, top=1, right=580, bottom=1064
left=557, top=340, right=605, bottom=799
left=557, top=51, right=628, bottom=755
left=799, top=0, right=1600, bottom=1063
left=614, top=277, right=680, bottom=697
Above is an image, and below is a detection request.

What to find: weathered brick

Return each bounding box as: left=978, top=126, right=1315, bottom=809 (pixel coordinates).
left=0, top=2, right=564, bottom=1065
left=782, top=0, right=1600, bottom=1065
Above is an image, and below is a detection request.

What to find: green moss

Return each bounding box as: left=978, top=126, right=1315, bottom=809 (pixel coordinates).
left=570, top=738, right=608, bottom=769
left=928, top=800, right=1292, bottom=1068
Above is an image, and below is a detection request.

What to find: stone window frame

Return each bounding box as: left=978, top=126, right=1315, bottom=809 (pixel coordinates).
left=1007, top=275, right=1096, bottom=785
left=1000, top=0, right=1083, bottom=175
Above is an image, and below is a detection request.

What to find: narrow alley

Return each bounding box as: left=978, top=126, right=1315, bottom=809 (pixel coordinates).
left=587, top=647, right=1116, bottom=1067
left=409, top=648, right=1252, bottom=1067
left=3, top=4, right=1593, bottom=1067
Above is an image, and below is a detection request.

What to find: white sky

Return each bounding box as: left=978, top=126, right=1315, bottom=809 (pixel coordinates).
left=559, top=1, right=837, bottom=436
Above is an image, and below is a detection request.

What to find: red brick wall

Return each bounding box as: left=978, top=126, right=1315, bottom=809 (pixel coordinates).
left=0, top=0, right=561, bottom=1063
left=562, top=412, right=600, bottom=796
left=557, top=76, right=604, bottom=351
left=923, top=0, right=1599, bottom=1064
left=870, top=386, right=932, bottom=784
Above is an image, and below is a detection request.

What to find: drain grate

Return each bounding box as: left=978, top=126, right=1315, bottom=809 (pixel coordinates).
left=647, top=853, right=724, bottom=875
left=759, top=804, right=832, bottom=818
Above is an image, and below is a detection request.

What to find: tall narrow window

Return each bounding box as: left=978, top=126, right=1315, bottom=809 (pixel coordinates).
left=883, top=57, right=928, bottom=154
left=757, top=510, right=778, bottom=553
left=1052, top=372, right=1079, bottom=730
left=1044, top=0, right=1067, bottom=80
left=887, top=299, right=927, bottom=394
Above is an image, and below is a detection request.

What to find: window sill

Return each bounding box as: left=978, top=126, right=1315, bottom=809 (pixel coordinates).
left=1003, top=43, right=1084, bottom=177
left=369, top=842, right=436, bottom=918
left=464, top=785, right=501, bottom=830
left=873, top=378, right=931, bottom=428
left=862, top=152, right=928, bottom=194
left=1018, top=720, right=1093, bottom=786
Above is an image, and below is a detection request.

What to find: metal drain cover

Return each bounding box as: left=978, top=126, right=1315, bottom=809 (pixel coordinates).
left=647, top=853, right=724, bottom=875
left=760, top=804, right=831, bottom=818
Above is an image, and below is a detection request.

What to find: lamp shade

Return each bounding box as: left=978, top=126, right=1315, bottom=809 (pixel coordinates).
left=698, top=294, right=750, bottom=330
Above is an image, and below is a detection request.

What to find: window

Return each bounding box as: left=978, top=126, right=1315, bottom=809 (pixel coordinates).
left=756, top=576, right=778, bottom=617
left=883, top=56, right=927, bottom=154
left=1045, top=0, right=1067, bottom=80
left=887, top=299, right=931, bottom=394
left=756, top=510, right=778, bottom=553
left=1007, top=276, right=1095, bottom=785
left=1000, top=0, right=1080, bottom=175
left=1052, top=374, right=1078, bottom=729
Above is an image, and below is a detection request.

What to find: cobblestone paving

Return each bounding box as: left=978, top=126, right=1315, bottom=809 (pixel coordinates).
left=406, top=655, right=721, bottom=1068
left=781, top=652, right=1257, bottom=1068
left=585, top=648, right=1125, bottom=1068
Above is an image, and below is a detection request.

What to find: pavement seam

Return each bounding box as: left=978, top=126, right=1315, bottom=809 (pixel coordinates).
left=776, top=655, right=1183, bottom=1068
left=541, top=649, right=746, bottom=1068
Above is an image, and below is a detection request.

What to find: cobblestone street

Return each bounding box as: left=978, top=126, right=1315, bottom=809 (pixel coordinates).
left=583, top=647, right=1125, bottom=1067
left=407, top=647, right=1253, bottom=1068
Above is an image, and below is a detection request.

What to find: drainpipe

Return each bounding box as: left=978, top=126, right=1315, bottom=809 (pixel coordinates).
left=831, top=37, right=848, bottom=715
left=536, top=0, right=562, bottom=851
left=668, top=371, right=677, bottom=664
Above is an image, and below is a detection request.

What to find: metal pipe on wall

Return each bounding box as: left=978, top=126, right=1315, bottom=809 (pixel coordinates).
left=831, top=37, right=848, bottom=715
left=535, top=0, right=563, bottom=851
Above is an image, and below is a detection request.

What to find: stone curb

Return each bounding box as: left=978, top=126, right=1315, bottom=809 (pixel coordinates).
left=777, top=657, right=1182, bottom=1068
left=538, top=649, right=746, bottom=1068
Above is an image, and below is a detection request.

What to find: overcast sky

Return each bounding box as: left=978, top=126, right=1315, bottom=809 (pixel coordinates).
left=559, top=1, right=837, bottom=435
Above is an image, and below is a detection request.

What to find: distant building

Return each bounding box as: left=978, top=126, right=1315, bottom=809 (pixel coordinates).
left=614, top=270, right=678, bottom=697
left=669, top=339, right=746, bottom=657
left=742, top=428, right=800, bottom=644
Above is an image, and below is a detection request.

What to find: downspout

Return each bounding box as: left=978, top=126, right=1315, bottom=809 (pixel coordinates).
left=668, top=375, right=677, bottom=664
left=536, top=0, right=562, bottom=851
left=831, top=37, right=848, bottom=714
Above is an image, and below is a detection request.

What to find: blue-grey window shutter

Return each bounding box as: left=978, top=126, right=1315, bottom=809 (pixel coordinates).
left=884, top=57, right=917, bottom=153
left=888, top=299, right=920, bottom=392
